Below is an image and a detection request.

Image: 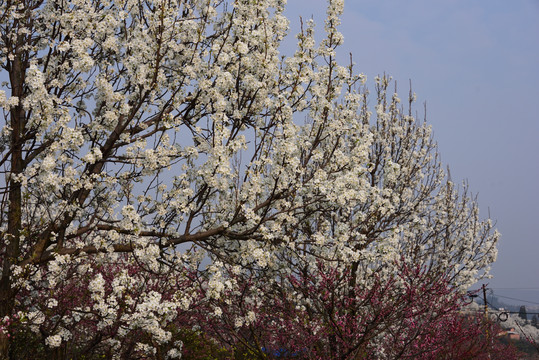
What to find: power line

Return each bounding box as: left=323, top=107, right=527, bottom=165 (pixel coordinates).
left=490, top=287, right=539, bottom=291
left=498, top=311, right=539, bottom=315
left=470, top=288, right=539, bottom=306
left=491, top=294, right=539, bottom=306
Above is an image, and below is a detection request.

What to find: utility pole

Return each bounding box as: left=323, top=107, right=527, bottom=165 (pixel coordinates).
left=482, top=284, right=491, bottom=359
left=482, top=284, right=488, bottom=321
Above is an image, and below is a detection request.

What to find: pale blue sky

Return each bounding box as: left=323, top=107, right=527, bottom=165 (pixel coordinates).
left=285, top=0, right=539, bottom=301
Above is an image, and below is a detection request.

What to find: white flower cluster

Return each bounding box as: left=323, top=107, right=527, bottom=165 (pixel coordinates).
left=0, top=0, right=499, bottom=357
left=45, top=334, right=62, bottom=348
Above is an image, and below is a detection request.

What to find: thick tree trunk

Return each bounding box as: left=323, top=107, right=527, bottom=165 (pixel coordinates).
left=0, top=33, right=26, bottom=360
left=0, top=120, right=23, bottom=360
left=0, top=337, right=7, bottom=360
left=0, top=123, right=22, bottom=358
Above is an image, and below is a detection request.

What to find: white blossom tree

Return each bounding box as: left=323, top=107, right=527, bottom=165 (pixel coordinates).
left=0, top=0, right=498, bottom=358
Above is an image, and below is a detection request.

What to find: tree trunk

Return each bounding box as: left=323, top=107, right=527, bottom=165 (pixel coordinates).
left=0, top=31, right=26, bottom=359
left=0, top=333, right=8, bottom=360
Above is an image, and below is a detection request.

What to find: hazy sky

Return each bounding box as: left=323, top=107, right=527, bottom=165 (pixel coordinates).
left=284, top=0, right=539, bottom=302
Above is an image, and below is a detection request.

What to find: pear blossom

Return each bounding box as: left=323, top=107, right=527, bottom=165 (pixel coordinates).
left=0, top=0, right=498, bottom=358
left=45, top=334, right=62, bottom=348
